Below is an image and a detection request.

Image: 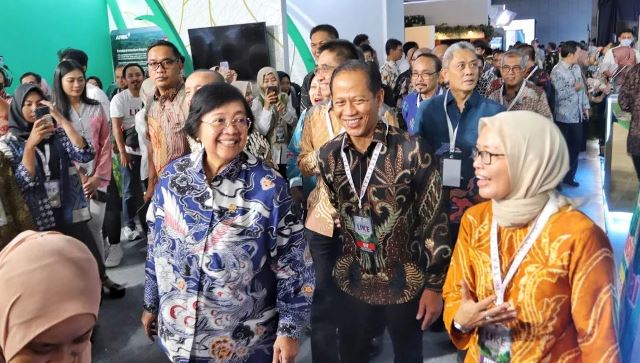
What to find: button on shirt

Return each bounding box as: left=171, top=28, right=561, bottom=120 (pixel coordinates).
left=318, top=121, right=450, bottom=305
left=415, top=91, right=504, bottom=224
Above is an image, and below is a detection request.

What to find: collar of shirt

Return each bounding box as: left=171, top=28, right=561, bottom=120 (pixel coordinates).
left=195, top=149, right=249, bottom=183
left=341, top=120, right=388, bottom=153
left=154, top=82, right=185, bottom=103
left=445, top=89, right=482, bottom=109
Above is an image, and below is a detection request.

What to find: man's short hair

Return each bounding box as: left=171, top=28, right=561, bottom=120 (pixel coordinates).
left=146, top=40, right=185, bottom=63
left=310, top=24, right=339, bottom=39
left=442, top=41, right=476, bottom=68
left=414, top=53, right=442, bottom=73
left=58, top=48, right=88, bottom=67
left=618, top=28, right=634, bottom=37
left=501, top=49, right=528, bottom=68
left=560, top=41, right=579, bottom=58
left=402, top=41, right=418, bottom=56
left=318, top=40, right=360, bottom=63
left=20, top=72, right=42, bottom=84
left=514, top=44, right=535, bottom=63
left=473, top=39, right=489, bottom=53
left=330, top=60, right=382, bottom=96
left=385, top=39, right=403, bottom=56
left=353, top=34, right=369, bottom=47
left=191, top=69, right=225, bottom=84
left=122, top=63, right=145, bottom=78
left=548, top=42, right=557, bottom=50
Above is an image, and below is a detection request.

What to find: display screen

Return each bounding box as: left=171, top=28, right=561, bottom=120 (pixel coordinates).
left=188, top=22, right=271, bottom=81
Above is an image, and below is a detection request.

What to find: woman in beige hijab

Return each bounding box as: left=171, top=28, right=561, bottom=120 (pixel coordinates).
left=0, top=231, right=101, bottom=363
left=442, top=111, right=619, bottom=362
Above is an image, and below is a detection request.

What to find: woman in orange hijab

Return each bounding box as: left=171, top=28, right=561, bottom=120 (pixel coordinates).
left=0, top=231, right=101, bottom=363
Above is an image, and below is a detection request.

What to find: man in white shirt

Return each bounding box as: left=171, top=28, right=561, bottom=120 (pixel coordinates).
left=599, top=29, right=640, bottom=82
left=107, top=63, right=145, bottom=266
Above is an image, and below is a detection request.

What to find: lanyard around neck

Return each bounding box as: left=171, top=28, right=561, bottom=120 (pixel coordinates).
left=443, top=89, right=460, bottom=154
left=339, top=123, right=388, bottom=210
left=499, top=81, right=527, bottom=111
left=34, top=144, right=52, bottom=181
left=490, top=194, right=559, bottom=304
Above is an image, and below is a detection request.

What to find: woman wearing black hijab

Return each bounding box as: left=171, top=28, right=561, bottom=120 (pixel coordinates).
left=0, top=83, right=124, bottom=297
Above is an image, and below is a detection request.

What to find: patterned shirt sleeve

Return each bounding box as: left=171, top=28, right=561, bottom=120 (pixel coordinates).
left=269, top=181, right=314, bottom=339
left=56, top=128, right=95, bottom=163
left=620, top=64, right=640, bottom=113
left=143, top=192, right=162, bottom=314
left=413, top=138, right=451, bottom=291
left=298, top=110, right=320, bottom=177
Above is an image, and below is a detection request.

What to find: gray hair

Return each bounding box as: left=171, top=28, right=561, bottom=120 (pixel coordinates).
left=442, top=41, right=476, bottom=68
left=192, top=69, right=225, bottom=83
left=501, top=49, right=529, bottom=69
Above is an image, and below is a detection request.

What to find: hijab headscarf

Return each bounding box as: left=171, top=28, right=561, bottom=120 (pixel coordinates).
left=479, top=111, right=571, bottom=227
left=0, top=231, right=101, bottom=362
left=256, top=67, right=288, bottom=106
left=8, top=83, right=46, bottom=139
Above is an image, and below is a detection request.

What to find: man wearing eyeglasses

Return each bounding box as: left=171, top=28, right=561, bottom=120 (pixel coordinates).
left=402, top=53, right=444, bottom=134
left=415, top=41, right=504, bottom=244
left=144, top=40, right=189, bottom=201
left=485, top=49, right=552, bottom=119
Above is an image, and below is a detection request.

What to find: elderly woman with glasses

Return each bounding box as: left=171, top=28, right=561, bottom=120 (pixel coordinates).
left=442, top=111, right=619, bottom=362
left=141, top=83, right=314, bottom=363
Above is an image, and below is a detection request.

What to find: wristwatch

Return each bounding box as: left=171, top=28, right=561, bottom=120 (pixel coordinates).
left=453, top=320, right=471, bottom=334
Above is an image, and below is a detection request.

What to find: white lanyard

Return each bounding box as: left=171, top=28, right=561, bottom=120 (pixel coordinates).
left=339, top=125, right=387, bottom=210
left=525, top=66, right=538, bottom=81
left=443, top=89, right=459, bottom=154
left=35, top=144, right=52, bottom=181
left=499, top=81, right=527, bottom=111
left=489, top=194, right=559, bottom=305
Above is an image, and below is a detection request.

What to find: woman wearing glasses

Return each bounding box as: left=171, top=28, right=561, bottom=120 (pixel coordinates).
left=141, top=83, right=314, bottom=363
left=442, top=111, right=619, bottom=362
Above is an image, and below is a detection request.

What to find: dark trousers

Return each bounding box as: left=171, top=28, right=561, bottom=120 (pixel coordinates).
left=305, top=228, right=341, bottom=363
left=338, top=292, right=423, bottom=363
left=103, top=174, right=122, bottom=245
left=632, top=155, right=640, bottom=180
left=57, top=221, right=106, bottom=279
left=556, top=121, right=583, bottom=182
left=121, top=155, right=145, bottom=229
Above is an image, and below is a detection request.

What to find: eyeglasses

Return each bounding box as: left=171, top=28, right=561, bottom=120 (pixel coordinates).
left=202, top=117, right=252, bottom=130
left=452, top=61, right=480, bottom=71
left=411, top=71, right=438, bottom=79
left=472, top=147, right=505, bottom=165
left=147, top=58, right=178, bottom=70
left=500, top=65, right=523, bottom=74
left=314, top=64, right=336, bottom=75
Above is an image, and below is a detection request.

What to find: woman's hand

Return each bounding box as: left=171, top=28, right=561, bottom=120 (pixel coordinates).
left=264, top=91, right=278, bottom=109
left=39, top=100, right=66, bottom=125
left=82, top=176, right=101, bottom=198
left=140, top=311, right=158, bottom=342
left=25, top=118, right=55, bottom=149
left=276, top=101, right=286, bottom=114
left=272, top=336, right=298, bottom=363
left=452, top=281, right=516, bottom=332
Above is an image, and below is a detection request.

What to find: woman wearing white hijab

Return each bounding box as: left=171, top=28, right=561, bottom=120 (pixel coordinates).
left=251, top=67, right=296, bottom=177
left=0, top=231, right=101, bottom=363
left=442, top=111, right=619, bottom=362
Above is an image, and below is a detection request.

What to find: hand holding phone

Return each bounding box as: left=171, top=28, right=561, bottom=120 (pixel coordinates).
left=266, top=86, right=279, bottom=104
left=219, top=61, right=229, bottom=73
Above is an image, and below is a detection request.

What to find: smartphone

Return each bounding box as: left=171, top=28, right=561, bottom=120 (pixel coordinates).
left=267, top=85, right=279, bottom=95
left=219, top=61, right=229, bottom=72
left=35, top=106, right=50, bottom=119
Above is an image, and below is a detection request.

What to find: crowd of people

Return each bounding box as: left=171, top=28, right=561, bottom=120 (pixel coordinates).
left=0, top=19, right=638, bottom=363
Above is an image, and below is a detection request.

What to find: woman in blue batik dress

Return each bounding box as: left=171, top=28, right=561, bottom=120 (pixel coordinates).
left=141, top=83, right=314, bottom=363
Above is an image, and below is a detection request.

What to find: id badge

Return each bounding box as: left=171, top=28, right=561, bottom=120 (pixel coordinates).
left=479, top=324, right=512, bottom=363
left=45, top=180, right=62, bottom=208
left=275, top=126, right=286, bottom=143
left=442, top=157, right=462, bottom=187
left=354, top=215, right=376, bottom=252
